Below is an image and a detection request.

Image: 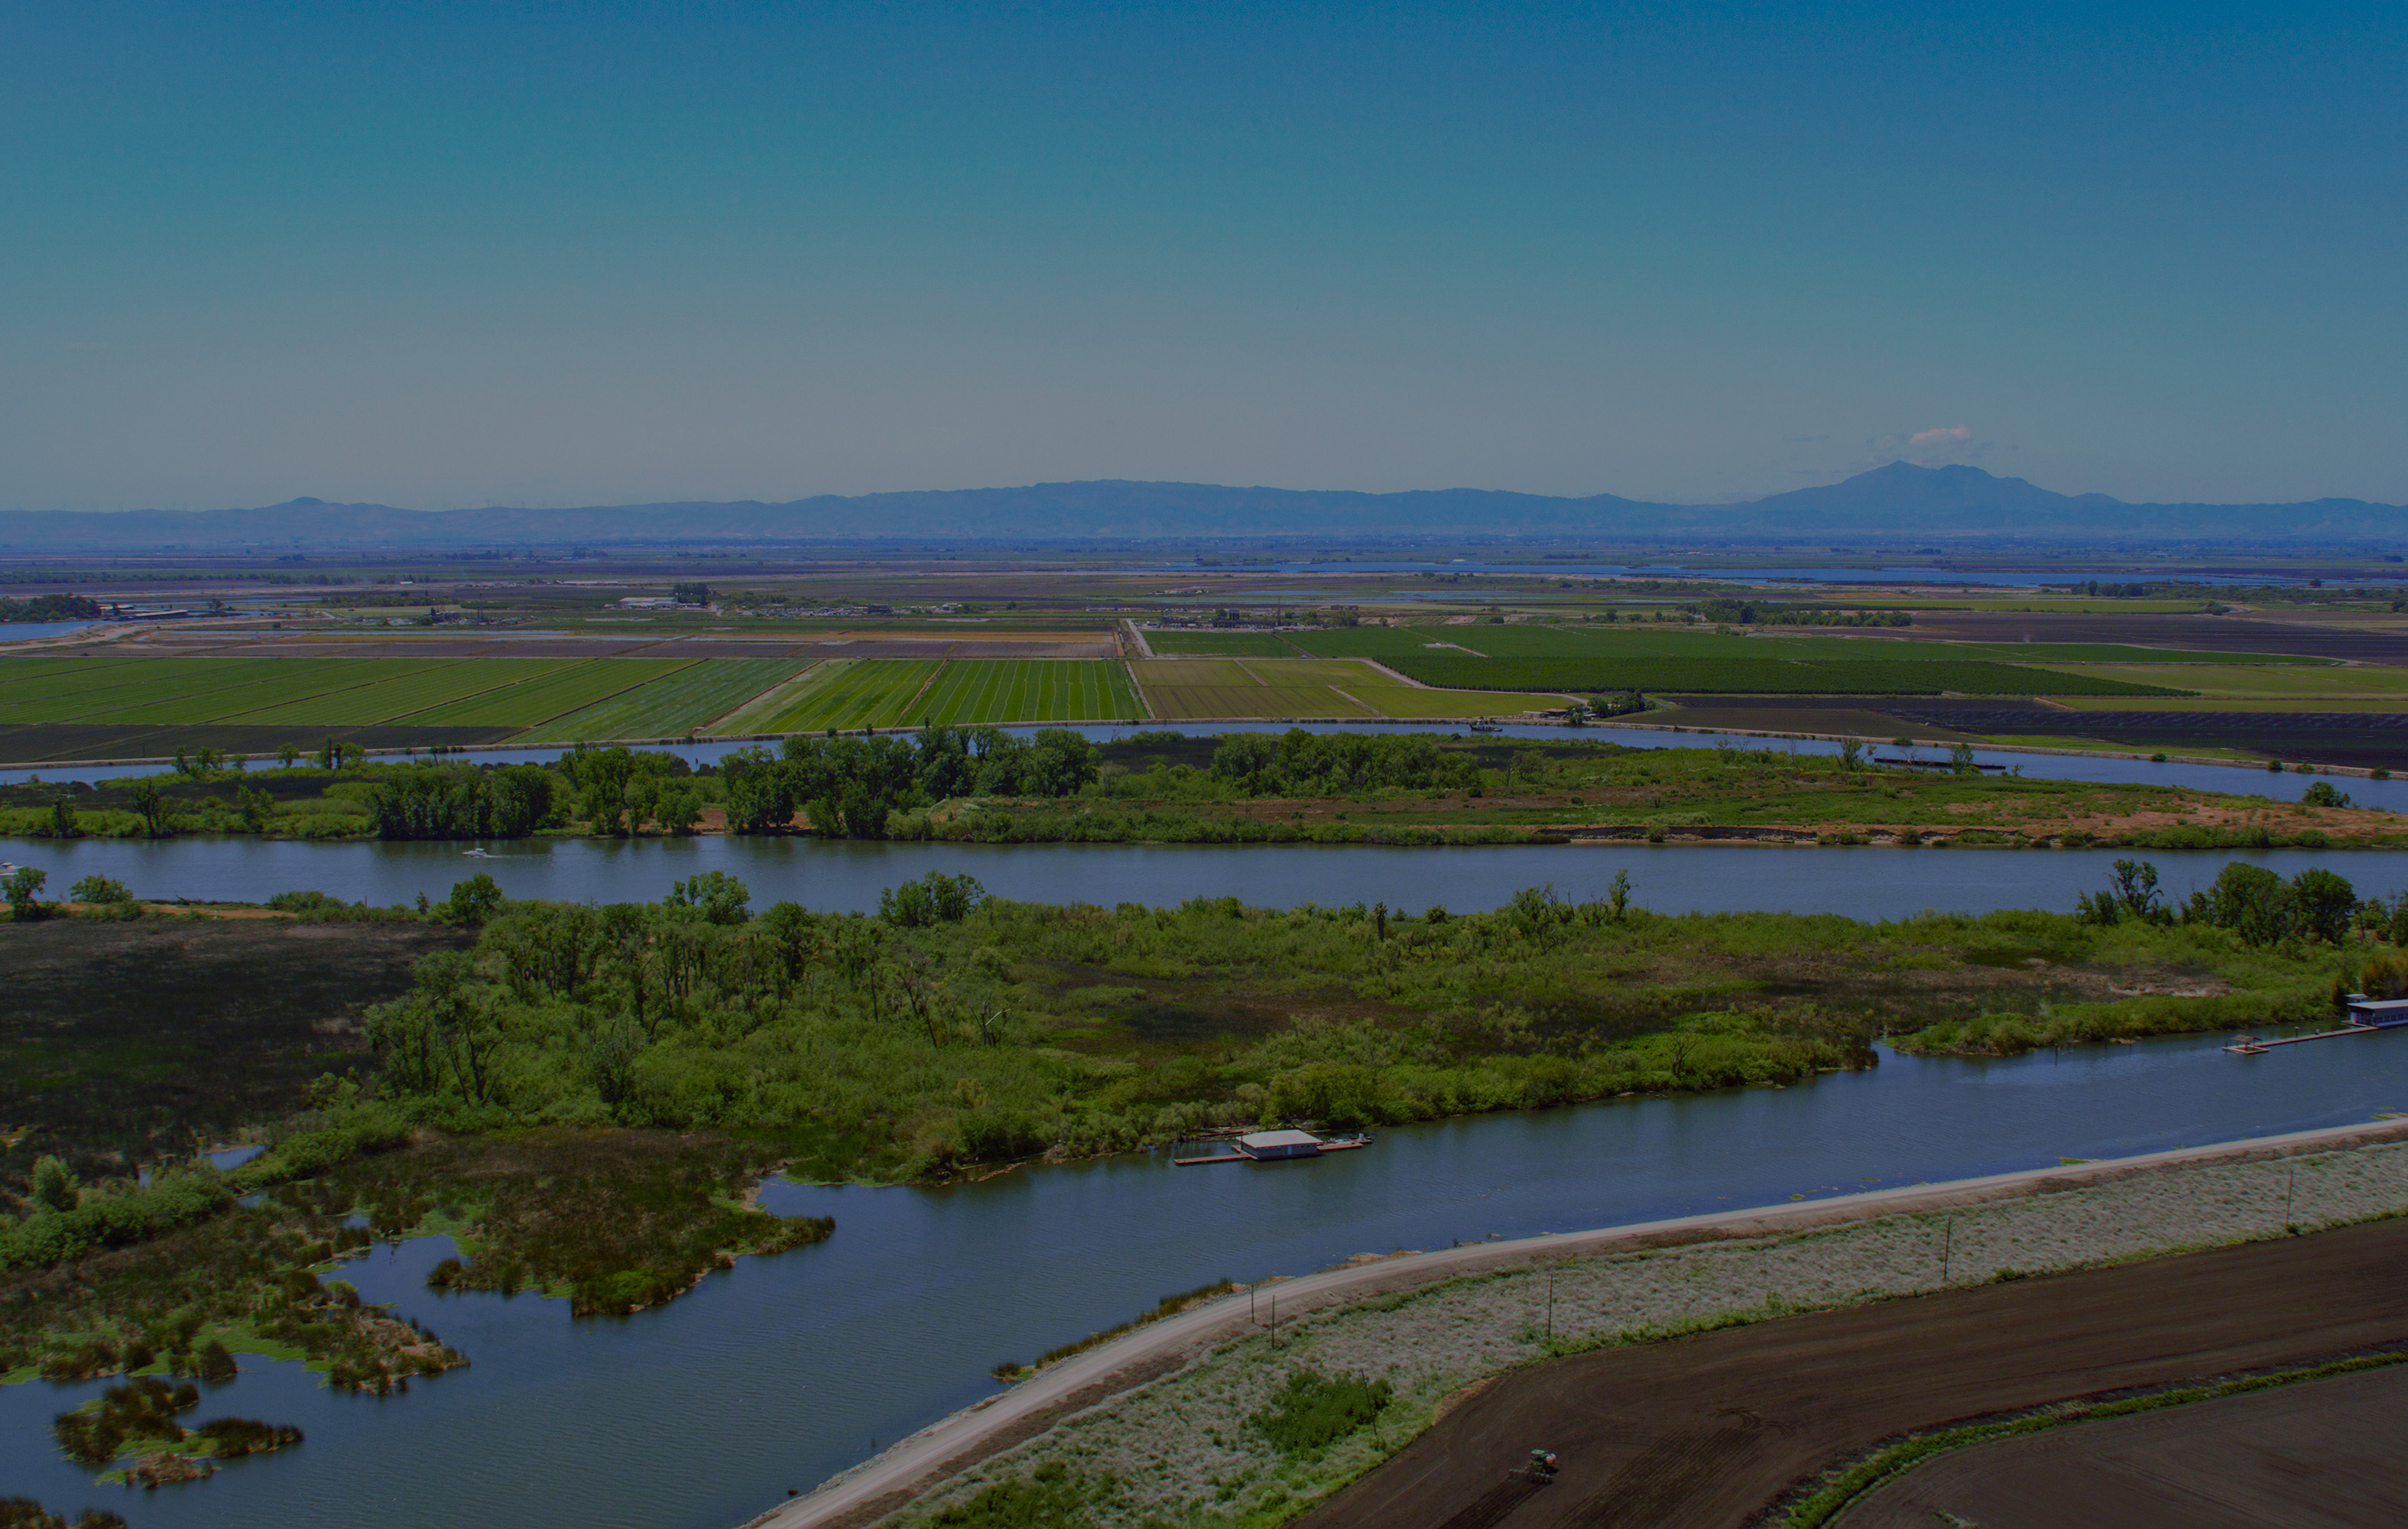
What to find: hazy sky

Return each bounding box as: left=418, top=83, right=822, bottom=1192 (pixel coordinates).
left=5, top=2, right=2403, bottom=511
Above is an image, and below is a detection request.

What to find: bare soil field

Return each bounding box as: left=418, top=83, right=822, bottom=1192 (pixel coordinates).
left=1903, top=612, right=2408, bottom=664
left=1294, top=1216, right=2408, bottom=1529
left=1840, top=1362, right=2408, bottom=1529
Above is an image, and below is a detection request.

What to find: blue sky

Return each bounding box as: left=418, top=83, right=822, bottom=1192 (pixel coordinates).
left=4, top=2, right=2402, bottom=511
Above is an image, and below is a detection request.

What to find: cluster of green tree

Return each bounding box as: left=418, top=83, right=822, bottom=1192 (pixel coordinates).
left=367, top=763, right=566, bottom=840
left=556, top=747, right=706, bottom=836
left=1757, top=608, right=1914, bottom=627
left=670, top=581, right=712, bottom=604
left=722, top=726, right=1102, bottom=838
left=2055, top=580, right=2159, bottom=597
left=1207, top=729, right=1480, bottom=794
left=2075, top=858, right=2363, bottom=946
left=0, top=592, right=103, bottom=622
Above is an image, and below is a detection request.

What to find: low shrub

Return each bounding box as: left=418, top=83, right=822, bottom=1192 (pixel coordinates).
left=1248, top=1368, right=1394, bottom=1456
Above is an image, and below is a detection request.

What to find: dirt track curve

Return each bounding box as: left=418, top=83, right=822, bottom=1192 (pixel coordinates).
left=1295, top=1216, right=2408, bottom=1529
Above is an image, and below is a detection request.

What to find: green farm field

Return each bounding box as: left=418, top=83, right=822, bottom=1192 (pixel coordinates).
left=911, top=660, right=1144, bottom=724
left=1130, top=657, right=1559, bottom=719
left=732, top=659, right=941, bottom=733
left=0, top=656, right=294, bottom=722
left=519, top=658, right=813, bottom=742
left=0, top=656, right=589, bottom=726
left=400, top=659, right=695, bottom=726
left=220, top=660, right=584, bottom=726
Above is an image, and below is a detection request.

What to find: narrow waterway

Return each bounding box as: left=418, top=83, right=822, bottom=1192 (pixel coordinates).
left=6, top=1027, right=2406, bottom=1529
left=8, top=834, right=2408, bottom=919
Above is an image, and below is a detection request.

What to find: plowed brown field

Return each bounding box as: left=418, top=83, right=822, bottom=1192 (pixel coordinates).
left=1295, top=1217, right=2408, bottom=1529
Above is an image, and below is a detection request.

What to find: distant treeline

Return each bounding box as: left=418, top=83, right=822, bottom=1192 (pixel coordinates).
left=1689, top=597, right=1912, bottom=627
left=0, top=592, right=102, bottom=622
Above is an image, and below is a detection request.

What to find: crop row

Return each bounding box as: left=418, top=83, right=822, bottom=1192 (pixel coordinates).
left=913, top=661, right=1144, bottom=724
left=740, top=660, right=941, bottom=733
left=521, top=658, right=815, bottom=742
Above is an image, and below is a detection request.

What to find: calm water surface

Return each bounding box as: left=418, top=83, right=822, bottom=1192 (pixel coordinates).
left=8, top=835, right=2408, bottom=918
left=5, top=1029, right=2406, bottom=1529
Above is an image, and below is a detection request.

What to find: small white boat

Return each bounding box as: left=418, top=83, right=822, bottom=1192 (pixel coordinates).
left=462, top=847, right=492, bottom=858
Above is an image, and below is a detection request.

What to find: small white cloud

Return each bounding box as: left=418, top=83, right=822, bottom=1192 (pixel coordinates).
left=1908, top=424, right=1972, bottom=447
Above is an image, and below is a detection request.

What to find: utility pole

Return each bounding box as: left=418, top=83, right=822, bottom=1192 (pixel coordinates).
left=1546, top=1271, right=1556, bottom=1342
left=1941, top=1219, right=1954, bottom=1285
left=2286, top=1167, right=2296, bottom=1231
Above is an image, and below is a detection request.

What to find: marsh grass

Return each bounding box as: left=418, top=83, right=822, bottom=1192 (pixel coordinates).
left=327, top=1129, right=833, bottom=1316
left=0, top=1197, right=464, bottom=1396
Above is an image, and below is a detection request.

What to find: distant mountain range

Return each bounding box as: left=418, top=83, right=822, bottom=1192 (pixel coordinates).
left=1, top=464, right=2400, bottom=550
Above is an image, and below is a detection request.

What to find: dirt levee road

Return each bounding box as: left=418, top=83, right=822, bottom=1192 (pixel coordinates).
left=1842, top=1362, right=2408, bottom=1529
left=1296, top=1217, right=2408, bottom=1529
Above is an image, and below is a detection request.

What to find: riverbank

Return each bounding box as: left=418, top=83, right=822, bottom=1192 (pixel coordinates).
left=756, top=1119, right=2408, bottom=1529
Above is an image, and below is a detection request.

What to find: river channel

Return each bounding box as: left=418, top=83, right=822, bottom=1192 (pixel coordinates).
left=5, top=1026, right=2406, bottom=1529
left=10, top=742, right=2408, bottom=1524
left=9, top=834, right=2408, bottom=920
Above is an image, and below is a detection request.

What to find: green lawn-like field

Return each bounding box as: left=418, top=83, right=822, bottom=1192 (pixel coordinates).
left=3, top=657, right=487, bottom=726
left=227, top=660, right=585, bottom=726
left=0, top=657, right=294, bottom=722
left=0, top=655, right=187, bottom=711
left=911, top=660, right=1145, bottom=724
left=402, top=659, right=696, bottom=726
left=519, top=659, right=815, bottom=742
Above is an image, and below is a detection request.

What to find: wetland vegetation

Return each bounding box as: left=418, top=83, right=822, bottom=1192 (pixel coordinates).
left=0, top=850, right=2389, bottom=1494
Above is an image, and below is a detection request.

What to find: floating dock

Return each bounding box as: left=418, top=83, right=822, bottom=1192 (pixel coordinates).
left=2226, top=996, right=2408, bottom=1054
left=1175, top=1129, right=1374, bottom=1166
